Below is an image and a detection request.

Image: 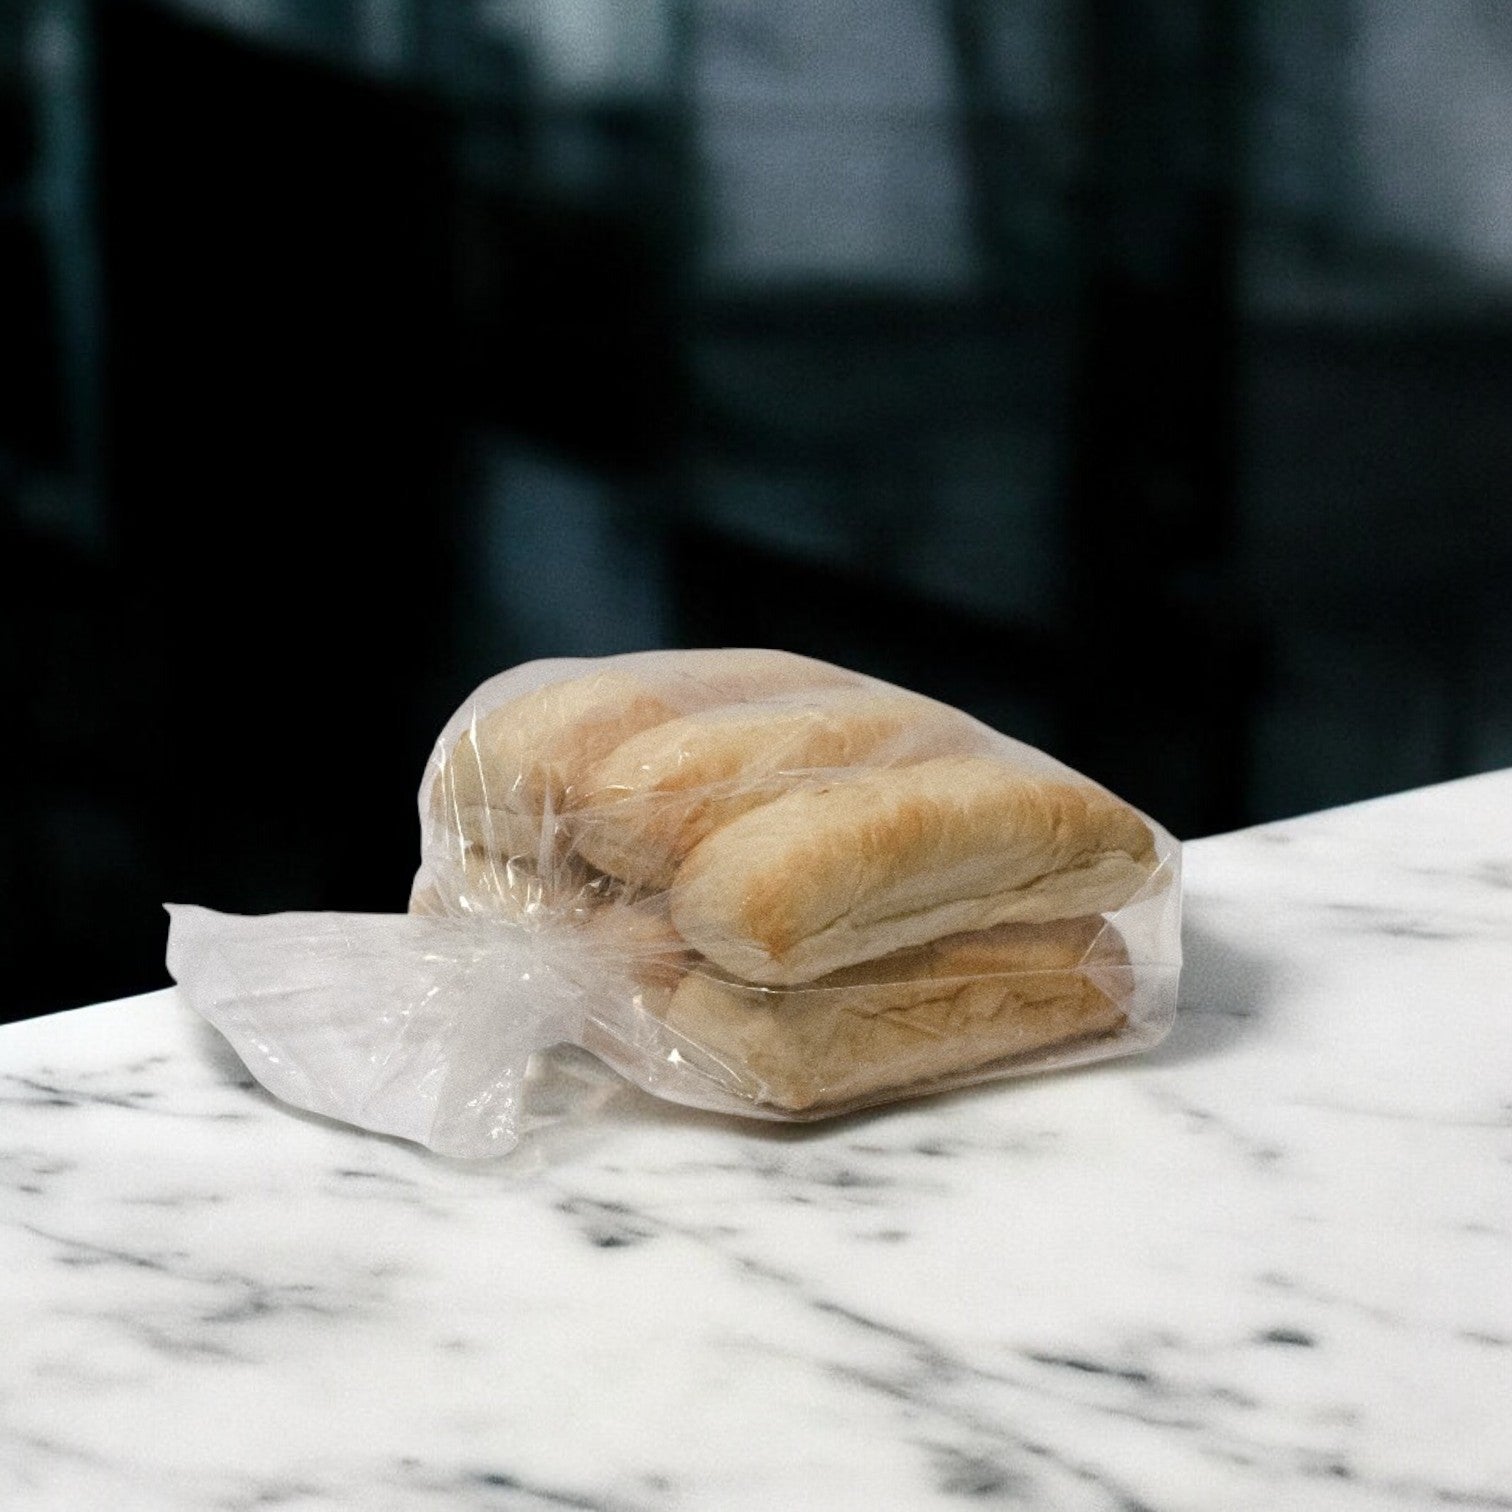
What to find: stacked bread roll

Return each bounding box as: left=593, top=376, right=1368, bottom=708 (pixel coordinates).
left=415, top=649, right=1164, bottom=1116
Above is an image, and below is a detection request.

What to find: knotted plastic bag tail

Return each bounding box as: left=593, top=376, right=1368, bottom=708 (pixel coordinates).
left=165, top=904, right=593, bottom=1158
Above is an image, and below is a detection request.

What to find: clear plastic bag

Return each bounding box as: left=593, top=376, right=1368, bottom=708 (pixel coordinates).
left=167, top=650, right=1181, bottom=1157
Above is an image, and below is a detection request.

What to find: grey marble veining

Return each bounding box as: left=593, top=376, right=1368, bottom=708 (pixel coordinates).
left=4, top=772, right=1511, bottom=1510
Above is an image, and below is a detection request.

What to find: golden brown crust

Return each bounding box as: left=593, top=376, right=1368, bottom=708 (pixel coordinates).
left=573, top=686, right=989, bottom=889
left=669, top=756, right=1159, bottom=984
left=659, top=918, right=1130, bottom=1113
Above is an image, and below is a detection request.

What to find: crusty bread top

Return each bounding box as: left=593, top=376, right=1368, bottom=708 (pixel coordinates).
left=669, top=756, right=1159, bottom=984
left=433, top=649, right=861, bottom=823
left=573, top=685, right=990, bottom=889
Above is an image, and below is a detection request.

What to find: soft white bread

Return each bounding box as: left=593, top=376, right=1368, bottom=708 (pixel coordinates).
left=659, top=917, right=1129, bottom=1114
left=668, top=755, right=1159, bottom=984
left=573, top=686, right=991, bottom=889
left=432, top=649, right=861, bottom=858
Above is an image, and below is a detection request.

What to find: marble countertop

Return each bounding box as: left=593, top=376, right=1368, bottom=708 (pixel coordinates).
left=4, top=773, right=1511, bottom=1511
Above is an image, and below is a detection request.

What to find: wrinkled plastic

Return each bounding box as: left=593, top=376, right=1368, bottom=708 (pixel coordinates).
left=168, top=650, right=1181, bottom=1158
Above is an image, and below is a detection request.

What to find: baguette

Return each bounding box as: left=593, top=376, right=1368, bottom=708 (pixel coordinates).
left=669, top=755, right=1159, bottom=984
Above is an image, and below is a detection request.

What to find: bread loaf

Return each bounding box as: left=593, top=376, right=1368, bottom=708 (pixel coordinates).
left=669, top=755, right=1159, bottom=984
left=659, top=917, right=1129, bottom=1114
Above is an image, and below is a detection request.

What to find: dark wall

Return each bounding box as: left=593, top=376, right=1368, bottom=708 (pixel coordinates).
left=3, top=0, right=1511, bottom=1020
left=7, top=3, right=460, bottom=1016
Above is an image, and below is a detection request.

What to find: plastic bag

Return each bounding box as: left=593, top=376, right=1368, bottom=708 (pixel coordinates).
left=167, top=650, right=1181, bottom=1157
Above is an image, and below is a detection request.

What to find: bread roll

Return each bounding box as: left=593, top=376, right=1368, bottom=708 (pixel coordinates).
left=574, top=686, right=990, bottom=889
left=659, top=917, right=1129, bottom=1114
left=432, top=649, right=860, bottom=857
left=669, top=756, right=1159, bottom=984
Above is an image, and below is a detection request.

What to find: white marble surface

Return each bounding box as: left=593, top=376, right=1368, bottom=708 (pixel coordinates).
left=3, top=772, right=1511, bottom=1511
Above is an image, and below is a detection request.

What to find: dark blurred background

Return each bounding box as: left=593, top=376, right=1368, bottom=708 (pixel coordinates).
left=3, top=0, right=1511, bottom=1021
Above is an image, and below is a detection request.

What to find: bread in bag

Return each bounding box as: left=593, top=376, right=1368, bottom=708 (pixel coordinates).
left=574, top=685, right=990, bottom=889
left=431, top=649, right=860, bottom=860
left=669, top=755, right=1160, bottom=984
left=659, top=917, right=1130, bottom=1114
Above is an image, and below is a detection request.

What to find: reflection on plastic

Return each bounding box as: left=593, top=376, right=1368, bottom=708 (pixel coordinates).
left=166, top=650, right=1182, bottom=1158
